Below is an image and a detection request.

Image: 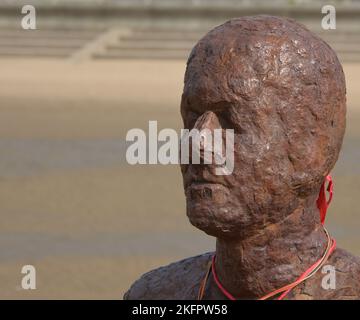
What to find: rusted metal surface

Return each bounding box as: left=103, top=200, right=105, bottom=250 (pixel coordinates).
left=125, top=16, right=360, bottom=300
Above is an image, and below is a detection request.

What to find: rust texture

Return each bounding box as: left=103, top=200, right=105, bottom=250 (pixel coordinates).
left=125, top=16, right=360, bottom=300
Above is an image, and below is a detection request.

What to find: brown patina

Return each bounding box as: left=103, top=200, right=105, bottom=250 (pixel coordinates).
left=124, top=16, right=360, bottom=300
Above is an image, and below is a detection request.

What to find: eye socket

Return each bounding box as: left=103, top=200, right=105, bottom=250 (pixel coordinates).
left=185, top=110, right=200, bottom=129
left=185, top=108, right=243, bottom=133
left=216, top=109, right=243, bottom=133
left=216, top=111, right=232, bottom=130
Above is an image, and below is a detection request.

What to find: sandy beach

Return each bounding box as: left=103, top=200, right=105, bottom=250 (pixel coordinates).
left=0, top=58, right=359, bottom=299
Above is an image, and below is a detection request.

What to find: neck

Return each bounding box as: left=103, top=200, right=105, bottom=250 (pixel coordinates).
left=214, top=196, right=327, bottom=299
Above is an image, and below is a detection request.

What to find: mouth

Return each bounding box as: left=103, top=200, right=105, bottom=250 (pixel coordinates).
left=183, top=164, right=231, bottom=201
left=186, top=180, right=229, bottom=203
left=187, top=180, right=224, bottom=188
left=184, top=170, right=229, bottom=189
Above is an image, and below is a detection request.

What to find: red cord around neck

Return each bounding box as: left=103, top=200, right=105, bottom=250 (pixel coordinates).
left=211, top=234, right=336, bottom=300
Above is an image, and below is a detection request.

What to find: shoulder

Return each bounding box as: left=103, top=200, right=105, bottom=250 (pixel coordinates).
left=329, top=247, right=360, bottom=268
left=123, top=252, right=213, bottom=300
left=296, top=247, right=360, bottom=300
left=329, top=248, right=360, bottom=288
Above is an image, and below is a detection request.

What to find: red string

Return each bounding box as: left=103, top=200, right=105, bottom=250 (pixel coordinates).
left=277, top=237, right=336, bottom=300
left=317, top=175, right=333, bottom=225
left=211, top=255, right=235, bottom=300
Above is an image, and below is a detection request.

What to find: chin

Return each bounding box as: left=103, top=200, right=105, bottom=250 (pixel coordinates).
left=186, top=199, right=250, bottom=239
left=184, top=182, right=254, bottom=238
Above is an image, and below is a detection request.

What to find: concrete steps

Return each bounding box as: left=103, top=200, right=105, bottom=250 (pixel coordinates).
left=93, top=49, right=190, bottom=60
left=0, top=26, right=358, bottom=62
left=0, top=29, right=102, bottom=58
left=92, top=27, right=360, bottom=62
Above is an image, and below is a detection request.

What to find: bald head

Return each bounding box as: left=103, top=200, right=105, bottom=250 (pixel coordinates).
left=181, top=16, right=346, bottom=239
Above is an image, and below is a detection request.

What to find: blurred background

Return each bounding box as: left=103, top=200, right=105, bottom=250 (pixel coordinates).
left=0, top=0, right=359, bottom=299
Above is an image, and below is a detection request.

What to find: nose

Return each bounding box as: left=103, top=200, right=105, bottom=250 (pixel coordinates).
left=193, top=111, right=222, bottom=132
left=188, top=111, right=223, bottom=164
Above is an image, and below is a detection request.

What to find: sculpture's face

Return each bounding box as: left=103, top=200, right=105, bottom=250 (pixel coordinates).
left=180, top=16, right=346, bottom=239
